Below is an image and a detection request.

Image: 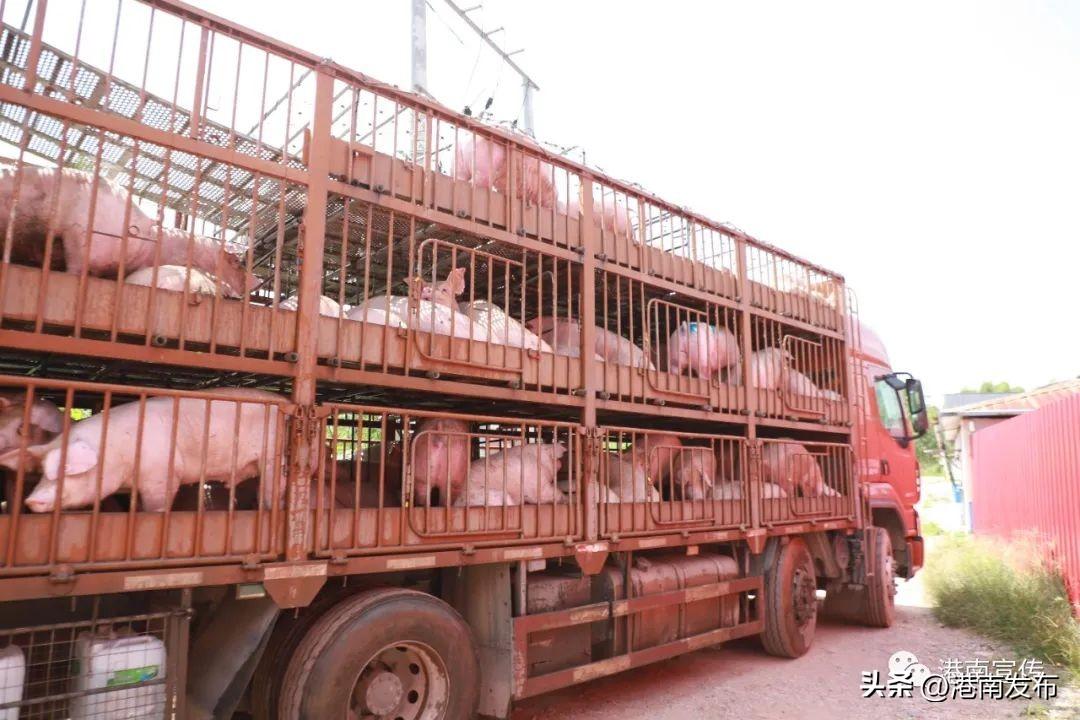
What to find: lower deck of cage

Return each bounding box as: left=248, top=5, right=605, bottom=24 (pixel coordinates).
left=0, top=492, right=855, bottom=574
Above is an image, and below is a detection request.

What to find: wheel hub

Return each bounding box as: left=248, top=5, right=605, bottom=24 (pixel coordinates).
left=883, top=553, right=896, bottom=599
left=792, top=567, right=817, bottom=625
left=351, top=641, right=449, bottom=720
left=364, top=672, right=404, bottom=716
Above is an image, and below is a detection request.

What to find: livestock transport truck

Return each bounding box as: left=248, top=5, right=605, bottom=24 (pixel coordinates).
left=0, top=2, right=929, bottom=718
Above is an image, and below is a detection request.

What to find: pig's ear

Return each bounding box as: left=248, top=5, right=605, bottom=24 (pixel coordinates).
left=43, top=440, right=98, bottom=479
left=551, top=441, right=567, bottom=458
left=447, top=267, right=466, bottom=296
left=0, top=442, right=49, bottom=471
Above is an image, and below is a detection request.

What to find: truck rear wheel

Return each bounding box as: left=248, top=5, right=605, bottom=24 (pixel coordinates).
left=278, top=588, right=480, bottom=720
left=761, top=537, right=817, bottom=658
left=251, top=587, right=355, bottom=719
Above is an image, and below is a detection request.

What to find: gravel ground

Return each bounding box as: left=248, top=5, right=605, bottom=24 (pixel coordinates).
left=512, top=574, right=1078, bottom=720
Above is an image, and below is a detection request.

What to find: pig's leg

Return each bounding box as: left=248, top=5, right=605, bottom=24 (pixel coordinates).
left=136, top=476, right=173, bottom=512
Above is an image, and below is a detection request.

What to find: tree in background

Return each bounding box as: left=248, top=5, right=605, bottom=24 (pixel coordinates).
left=960, top=381, right=1024, bottom=394
left=916, top=405, right=942, bottom=474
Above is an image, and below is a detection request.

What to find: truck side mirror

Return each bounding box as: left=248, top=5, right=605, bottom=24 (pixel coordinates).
left=905, top=378, right=928, bottom=438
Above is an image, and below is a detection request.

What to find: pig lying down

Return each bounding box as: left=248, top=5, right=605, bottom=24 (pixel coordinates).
left=347, top=268, right=488, bottom=341
left=458, top=301, right=553, bottom=353
left=727, top=347, right=842, bottom=400
left=0, top=388, right=290, bottom=513
left=280, top=293, right=347, bottom=317
left=526, top=316, right=653, bottom=368
left=0, top=166, right=255, bottom=296
left=125, top=265, right=233, bottom=298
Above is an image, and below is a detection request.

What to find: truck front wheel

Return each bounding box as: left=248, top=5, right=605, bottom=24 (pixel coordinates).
left=278, top=588, right=480, bottom=720
left=822, top=527, right=896, bottom=628
left=761, top=537, right=817, bottom=658
left=861, top=527, right=896, bottom=628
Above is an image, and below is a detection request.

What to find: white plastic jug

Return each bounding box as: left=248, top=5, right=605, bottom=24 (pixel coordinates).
left=0, top=644, right=25, bottom=720
left=69, top=632, right=166, bottom=720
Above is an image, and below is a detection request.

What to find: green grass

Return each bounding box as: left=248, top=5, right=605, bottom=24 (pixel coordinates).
left=923, top=534, right=1080, bottom=678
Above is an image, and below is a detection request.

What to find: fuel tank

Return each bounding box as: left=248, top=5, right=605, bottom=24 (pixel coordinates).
left=594, top=552, right=740, bottom=653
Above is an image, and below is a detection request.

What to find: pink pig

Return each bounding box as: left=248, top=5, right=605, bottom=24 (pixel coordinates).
left=667, top=322, right=741, bottom=380
left=464, top=442, right=567, bottom=505
left=0, top=166, right=255, bottom=296
left=526, top=316, right=653, bottom=369
left=670, top=448, right=716, bottom=501
left=603, top=452, right=659, bottom=503
left=731, top=348, right=841, bottom=400
left=455, top=135, right=557, bottom=208
left=458, top=300, right=553, bottom=353
left=761, top=442, right=825, bottom=498
left=410, top=418, right=471, bottom=506
left=125, top=265, right=232, bottom=298
left=347, top=268, right=487, bottom=340
left=0, top=388, right=292, bottom=512
left=630, top=432, right=683, bottom=487
left=0, top=394, right=64, bottom=452
left=563, top=194, right=632, bottom=237
left=280, top=293, right=346, bottom=317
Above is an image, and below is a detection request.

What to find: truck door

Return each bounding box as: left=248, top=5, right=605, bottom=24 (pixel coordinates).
left=867, top=364, right=920, bottom=510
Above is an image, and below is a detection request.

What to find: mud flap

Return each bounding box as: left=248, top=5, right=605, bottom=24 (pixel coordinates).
left=444, top=564, right=514, bottom=719
left=185, top=594, right=280, bottom=720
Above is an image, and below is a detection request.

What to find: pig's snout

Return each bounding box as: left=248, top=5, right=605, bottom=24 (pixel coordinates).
left=25, top=483, right=57, bottom=513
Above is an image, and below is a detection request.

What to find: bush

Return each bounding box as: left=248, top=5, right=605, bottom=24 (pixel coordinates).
left=921, top=519, right=945, bottom=536
left=923, top=534, right=1080, bottom=677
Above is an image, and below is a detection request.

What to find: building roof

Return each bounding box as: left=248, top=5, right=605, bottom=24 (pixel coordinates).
left=941, top=379, right=1080, bottom=418
left=942, top=393, right=1013, bottom=411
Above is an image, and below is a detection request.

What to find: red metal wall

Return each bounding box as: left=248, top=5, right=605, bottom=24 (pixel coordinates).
left=971, top=394, right=1080, bottom=612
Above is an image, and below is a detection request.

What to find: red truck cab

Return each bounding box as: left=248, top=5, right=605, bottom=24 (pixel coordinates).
left=853, top=323, right=928, bottom=578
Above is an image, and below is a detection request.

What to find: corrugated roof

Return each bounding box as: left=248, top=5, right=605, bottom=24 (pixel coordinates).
left=941, top=379, right=1080, bottom=417
left=943, top=393, right=1013, bottom=410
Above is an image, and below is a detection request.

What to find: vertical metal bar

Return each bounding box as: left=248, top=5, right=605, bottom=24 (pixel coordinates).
left=285, top=67, right=333, bottom=562
left=578, top=175, right=599, bottom=541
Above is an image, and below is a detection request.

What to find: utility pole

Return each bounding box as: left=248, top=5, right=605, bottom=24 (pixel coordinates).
left=411, top=0, right=428, bottom=95
left=440, top=0, right=540, bottom=134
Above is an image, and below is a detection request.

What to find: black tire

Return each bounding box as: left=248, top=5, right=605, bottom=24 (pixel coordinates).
left=761, top=537, right=817, bottom=658
left=250, top=587, right=356, bottom=719
left=822, top=527, right=896, bottom=628
left=278, top=588, right=480, bottom=720
left=862, top=527, right=896, bottom=628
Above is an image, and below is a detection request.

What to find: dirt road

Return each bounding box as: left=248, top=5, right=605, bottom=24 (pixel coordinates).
left=512, top=579, right=1077, bottom=720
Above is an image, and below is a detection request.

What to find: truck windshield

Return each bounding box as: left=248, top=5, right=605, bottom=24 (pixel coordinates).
left=874, top=380, right=906, bottom=438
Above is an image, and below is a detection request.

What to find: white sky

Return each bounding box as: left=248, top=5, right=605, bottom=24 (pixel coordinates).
left=41, top=1, right=1080, bottom=402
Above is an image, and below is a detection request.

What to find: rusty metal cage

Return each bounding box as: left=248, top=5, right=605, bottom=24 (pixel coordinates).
left=596, top=427, right=749, bottom=539
left=757, top=439, right=856, bottom=526
left=0, top=0, right=862, bottom=603
left=314, top=404, right=583, bottom=556
left=312, top=199, right=585, bottom=400
left=748, top=316, right=849, bottom=426
left=0, top=375, right=291, bottom=576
